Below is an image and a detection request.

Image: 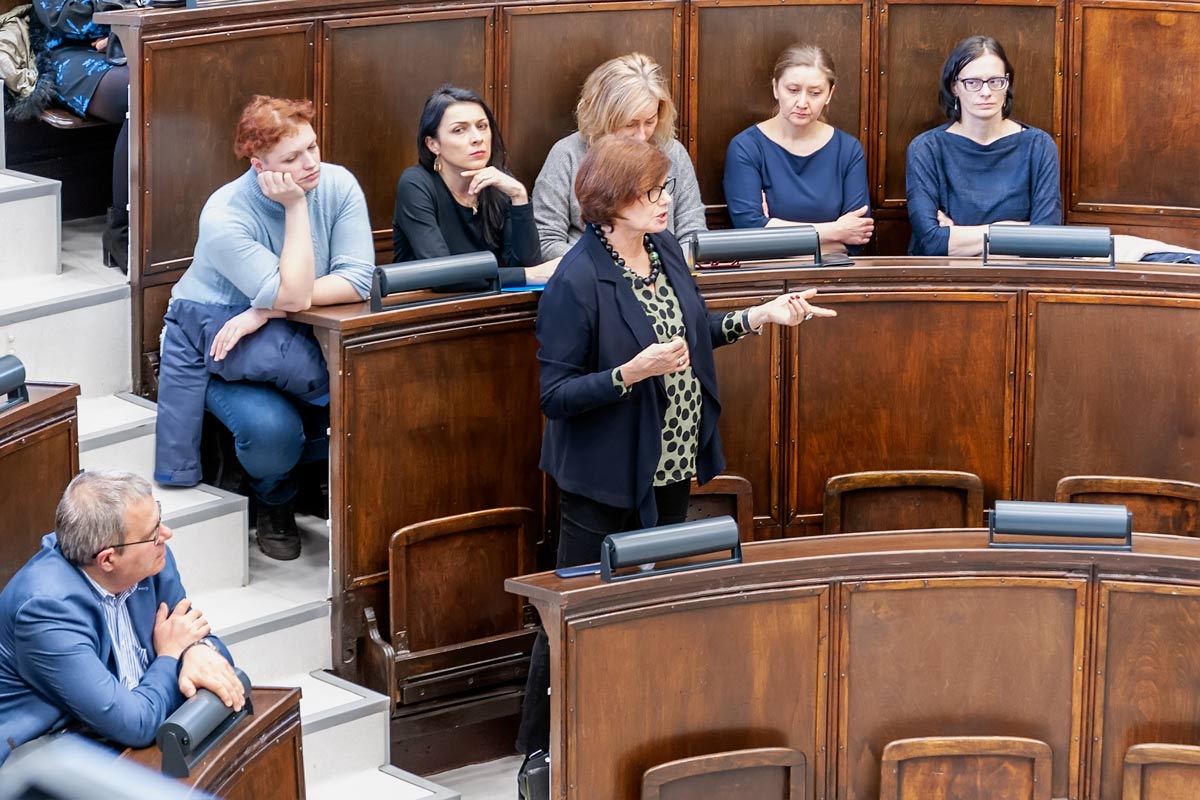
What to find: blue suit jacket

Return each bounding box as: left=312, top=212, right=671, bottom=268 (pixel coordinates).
left=537, top=230, right=729, bottom=525
left=0, top=534, right=233, bottom=765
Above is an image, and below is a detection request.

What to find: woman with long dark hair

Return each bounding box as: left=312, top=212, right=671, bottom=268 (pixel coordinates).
left=392, top=85, right=556, bottom=286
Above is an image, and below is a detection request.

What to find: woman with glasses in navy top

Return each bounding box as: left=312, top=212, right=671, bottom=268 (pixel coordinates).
left=906, top=35, right=1061, bottom=256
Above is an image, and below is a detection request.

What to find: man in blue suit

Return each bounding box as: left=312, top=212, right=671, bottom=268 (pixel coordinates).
left=0, top=470, right=245, bottom=766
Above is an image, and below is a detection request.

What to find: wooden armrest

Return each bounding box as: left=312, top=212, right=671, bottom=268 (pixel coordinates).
left=38, top=108, right=105, bottom=129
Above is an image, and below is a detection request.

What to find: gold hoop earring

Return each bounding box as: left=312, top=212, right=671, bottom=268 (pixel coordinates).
left=433, top=155, right=443, bottom=174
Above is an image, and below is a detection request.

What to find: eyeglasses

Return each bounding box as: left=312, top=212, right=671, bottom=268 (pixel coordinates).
left=94, top=501, right=164, bottom=559
left=647, top=178, right=676, bottom=204
left=957, top=76, right=1010, bottom=93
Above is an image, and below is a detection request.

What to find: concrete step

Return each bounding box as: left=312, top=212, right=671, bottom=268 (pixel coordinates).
left=297, top=670, right=389, bottom=774
left=78, top=393, right=249, bottom=593
left=308, top=765, right=449, bottom=800
left=0, top=169, right=60, bottom=278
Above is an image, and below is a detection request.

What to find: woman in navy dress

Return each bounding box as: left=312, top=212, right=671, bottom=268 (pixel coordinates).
left=723, top=44, right=873, bottom=255
left=905, top=35, right=1061, bottom=256
left=31, top=0, right=130, bottom=270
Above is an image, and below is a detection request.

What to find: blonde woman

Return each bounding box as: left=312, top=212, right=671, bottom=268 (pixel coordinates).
left=532, top=53, right=706, bottom=259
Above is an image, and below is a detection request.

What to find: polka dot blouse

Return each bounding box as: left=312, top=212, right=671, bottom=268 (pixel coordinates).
left=611, top=270, right=753, bottom=486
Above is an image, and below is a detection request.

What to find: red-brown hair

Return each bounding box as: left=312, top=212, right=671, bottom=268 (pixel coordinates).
left=575, top=135, right=670, bottom=227
left=233, top=95, right=316, bottom=160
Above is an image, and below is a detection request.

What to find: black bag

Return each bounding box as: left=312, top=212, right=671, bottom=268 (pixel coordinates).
left=517, top=750, right=549, bottom=800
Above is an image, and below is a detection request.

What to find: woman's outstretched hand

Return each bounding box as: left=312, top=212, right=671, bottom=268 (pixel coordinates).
left=747, top=288, right=837, bottom=330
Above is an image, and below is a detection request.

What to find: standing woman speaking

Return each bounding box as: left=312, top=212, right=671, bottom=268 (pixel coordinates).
left=516, top=134, right=838, bottom=788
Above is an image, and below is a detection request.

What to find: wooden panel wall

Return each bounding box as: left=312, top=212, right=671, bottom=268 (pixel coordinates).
left=1024, top=294, right=1200, bottom=501
left=322, top=10, right=495, bottom=257
left=566, top=586, right=829, bottom=800
left=1092, top=581, right=1200, bottom=800
left=339, top=319, right=542, bottom=596
left=789, top=291, right=1016, bottom=535
left=839, top=577, right=1085, bottom=799
left=1070, top=2, right=1200, bottom=228
left=501, top=1, right=681, bottom=188
left=106, top=0, right=1200, bottom=392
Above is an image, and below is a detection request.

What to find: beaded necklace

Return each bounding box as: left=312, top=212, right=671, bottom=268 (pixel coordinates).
left=589, top=223, right=662, bottom=289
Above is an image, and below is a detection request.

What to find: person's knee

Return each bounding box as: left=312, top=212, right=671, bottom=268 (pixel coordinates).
left=231, top=413, right=305, bottom=478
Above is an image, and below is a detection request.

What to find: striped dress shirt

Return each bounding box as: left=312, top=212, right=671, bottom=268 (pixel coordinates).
left=81, top=572, right=149, bottom=689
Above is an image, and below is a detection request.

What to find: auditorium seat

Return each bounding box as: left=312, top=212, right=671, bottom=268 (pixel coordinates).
left=823, top=470, right=985, bottom=534
left=641, top=747, right=805, bottom=799
left=386, top=505, right=536, bottom=659
left=1123, top=743, right=1200, bottom=799
left=1054, top=476, right=1200, bottom=537
left=880, top=736, right=1051, bottom=800
left=687, top=474, right=758, bottom=541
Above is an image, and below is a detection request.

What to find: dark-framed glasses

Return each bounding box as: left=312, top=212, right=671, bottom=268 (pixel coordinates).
left=647, top=177, right=676, bottom=204
left=957, top=75, right=1010, bottom=93
left=94, top=501, right=164, bottom=558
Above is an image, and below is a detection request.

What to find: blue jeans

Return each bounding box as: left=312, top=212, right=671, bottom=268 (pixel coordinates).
left=204, top=377, right=328, bottom=506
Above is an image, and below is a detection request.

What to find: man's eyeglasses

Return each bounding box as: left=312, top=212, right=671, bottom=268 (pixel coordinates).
left=94, top=501, right=164, bottom=559
left=647, top=177, right=676, bottom=204
left=957, top=76, right=1010, bottom=93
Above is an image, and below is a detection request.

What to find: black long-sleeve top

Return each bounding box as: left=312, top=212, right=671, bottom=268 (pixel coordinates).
left=391, top=165, right=542, bottom=288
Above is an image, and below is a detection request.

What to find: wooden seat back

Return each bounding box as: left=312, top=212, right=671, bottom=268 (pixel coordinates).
left=642, top=747, right=805, bottom=800
left=880, top=736, right=1051, bottom=800
left=1055, top=476, right=1200, bottom=537
left=687, top=474, right=759, bottom=541
left=373, top=506, right=537, bottom=708
left=1123, top=743, right=1200, bottom=799
left=823, top=470, right=985, bottom=534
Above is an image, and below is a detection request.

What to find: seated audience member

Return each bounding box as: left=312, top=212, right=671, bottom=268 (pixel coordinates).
left=23, top=0, right=130, bottom=271
left=906, top=35, right=1061, bottom=256
left=533, top=53, right=706, bottom=260
left=0, top=470, right=244, bottom=767
left=154, top=95, right=375, bottom=560
left=393, top=85, right=556, bottom=286
left=516, top=135, right=837, bottom=788
left=723, top=44, right=872, bottom=254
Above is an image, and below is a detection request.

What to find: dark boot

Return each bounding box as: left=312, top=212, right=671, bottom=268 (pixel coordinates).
left=102, top=207, right=129, bottom=274
left=517, top=751, right=549, bottom=800
left=256, top=500, right=301, bottom=560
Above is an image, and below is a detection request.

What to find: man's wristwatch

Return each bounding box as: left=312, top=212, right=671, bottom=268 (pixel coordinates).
left=179, top=637, right=218, bottom=662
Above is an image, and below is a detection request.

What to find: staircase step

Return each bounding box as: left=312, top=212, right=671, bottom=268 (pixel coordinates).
left=298, top=670, right=389, bottom=778
left=77, top=393, right=156, bottom=446
left=430, top=754, right=523, bottom=800
left=1, top=286, right=130, bottom=397
left=222, top=601, right=331, bottom=683
left=78, top=393, right=250, bottom=593
left=308, top=766, right=447, bottom=800
left=0, top=169, right=60, bottom=278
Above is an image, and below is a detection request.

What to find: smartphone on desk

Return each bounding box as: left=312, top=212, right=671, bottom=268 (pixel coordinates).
left=554, top=563, right=601, bottom=579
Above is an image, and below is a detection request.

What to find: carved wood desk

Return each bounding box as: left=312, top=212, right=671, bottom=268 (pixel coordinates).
left=292, top=258, right=1200, bottom=693
left=120, top=686, right=305, bottom=799
left=507, top=530, right=1200, bottom=800
left=0, top=382, right=79, bottom=588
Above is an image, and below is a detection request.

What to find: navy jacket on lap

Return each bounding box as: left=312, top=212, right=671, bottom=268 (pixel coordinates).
left=537, top=230, right=730, bottom=526
left=154, top=299, right=329, bottom=487
left=0, top=534, right=233, bottom=765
